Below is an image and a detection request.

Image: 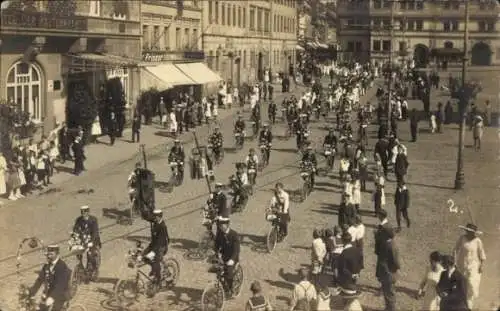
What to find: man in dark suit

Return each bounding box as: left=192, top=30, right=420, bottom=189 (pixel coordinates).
left=30, top=245, right=71, bottom=311
left=73, top=205, right=101, bottom=276
left=374, top=209, right=400, bottom=311
left=337, top=232, right=363, bottom=291
left=143, top=209, right=170, bottom=285
left=213, top=182, right=230, bottom=221
left=437, top=255, right=470, bottom=311
left=374, top=137, right=390, bottom=178
left=215, top=219, right=241, bottom=297
left=394, top=181, right=411, bottom=231
left=131, top=111, right=141, bottom=143
left=72, top=133, right=85, bottom=176
left=394, top=145, right=409, bottom=184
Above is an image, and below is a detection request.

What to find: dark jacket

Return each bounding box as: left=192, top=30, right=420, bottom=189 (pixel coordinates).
left=337, top=245, right=363, bottom=289
left=30, top=259, right=71, bottom=302
left=215, top=228, right=240, bottom=263
left=374, top=139, right=389, bottom=161
left=146, top=220, right=170, bottom=255
left=437, top=269, right=470, bottom=311
left=132, top=116, right=141, bottom=131
left=214, top=191, right=230, bottom=219
left=394, top=187, right=410, bottom=210
left=375, top=238, right=400, bottom=279
left=259, top=130, right=273, bottom=144
left=394, top=153, right=409, bottom=176
left=73, top=215, right=101, bottom=247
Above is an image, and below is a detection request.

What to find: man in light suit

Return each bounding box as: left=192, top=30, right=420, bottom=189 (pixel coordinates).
left=30, top=245, right=71, bottom=311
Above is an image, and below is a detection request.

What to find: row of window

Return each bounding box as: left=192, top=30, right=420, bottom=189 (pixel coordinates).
left=206, top=49, right=295, bottom=71
left=344, top=18, right=497, bottom=32
left=142, top=25, right=199, bottom=51
left=273, top=0, right=296, bottom=9
left=344, top=0, right=497, bottom=11
left=207, top=1, right=295, bottom=34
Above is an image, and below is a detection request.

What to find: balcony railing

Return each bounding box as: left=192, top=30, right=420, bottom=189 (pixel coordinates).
left=0, top=10, right=88, bottom=31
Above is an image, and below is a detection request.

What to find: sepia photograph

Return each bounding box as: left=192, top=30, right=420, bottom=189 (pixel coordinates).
left=0, top=0, right=499, bottom=310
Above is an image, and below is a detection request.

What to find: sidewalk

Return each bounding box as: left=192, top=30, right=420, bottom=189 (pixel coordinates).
left=1, top=86, right=307, bottom=200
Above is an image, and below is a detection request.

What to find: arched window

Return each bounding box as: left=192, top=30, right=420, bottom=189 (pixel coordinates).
left=6, top=61, right=43, bottom=122
left=106, top=67, right=129, bottom=106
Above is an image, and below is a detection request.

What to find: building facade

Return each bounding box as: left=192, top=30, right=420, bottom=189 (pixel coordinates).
left=337, top=0, right=500, bottom=66
left=0, top=0, right=142, bottom=135
left=201, top=0, right=298, bottom=85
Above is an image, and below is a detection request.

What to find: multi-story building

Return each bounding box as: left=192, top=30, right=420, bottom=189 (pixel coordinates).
left=139, top=0, right=222, bottom=97
left=337, top=0, right=500, bottom=67
left=1, top=0, right=142, bottom=135
left=201, top=0, right=298, bottom=85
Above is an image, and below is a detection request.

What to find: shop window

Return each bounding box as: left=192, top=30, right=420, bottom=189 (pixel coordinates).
left=106, top=68, right=129, bottom=107
left=5, top=61, right=44, bottom=122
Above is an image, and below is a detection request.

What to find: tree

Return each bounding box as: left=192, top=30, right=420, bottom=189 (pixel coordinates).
left=0, top=99, right=36, bottom=157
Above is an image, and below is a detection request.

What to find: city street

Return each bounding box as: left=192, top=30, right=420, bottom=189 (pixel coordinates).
left=1, top=75, right=499, bottom=311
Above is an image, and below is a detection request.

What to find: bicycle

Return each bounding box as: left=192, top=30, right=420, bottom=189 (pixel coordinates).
left=169, top=161, right=184, bottom=186
left=247, top=166, right=257, bottom=195
left=18, top=287, right=87, bottom=311
left=187, top=206, right=217, bottom=261
left=207, top=144, right=224, bottom=165
left=258, top=143, right=271, bottom=171
left=234, top=131, right=245, bottom=149
left=323, top=144, right=336, bottom=171
left=201, top=259, right=244, bottom=311
left=265, top=212, right=285, bottom=253
left=67, top=232, right=101, bottom=297
left=114, top=241, right=180, bottom=304
left=299, top=168, right=313, bottom=202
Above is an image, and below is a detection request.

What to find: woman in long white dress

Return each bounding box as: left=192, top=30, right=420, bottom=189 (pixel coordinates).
left=169, top=111, right=177, bottom=134
left=454, top=223, right=486, bottom=309
left=418, top=251, right=444, bottom=311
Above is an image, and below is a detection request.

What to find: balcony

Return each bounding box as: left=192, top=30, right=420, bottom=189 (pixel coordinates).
left=0, top=9, right=88, bottom=32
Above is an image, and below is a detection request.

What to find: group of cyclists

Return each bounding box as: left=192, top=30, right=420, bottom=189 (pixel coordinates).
left=26, top=65, right=374, bottom=310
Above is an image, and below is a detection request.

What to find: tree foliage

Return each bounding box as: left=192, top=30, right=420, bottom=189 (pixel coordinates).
left=0, top=99, right=37, bottom=156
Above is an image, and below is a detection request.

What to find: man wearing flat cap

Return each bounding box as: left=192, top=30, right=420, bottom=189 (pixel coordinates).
left=143, top=209, right=170, bottom=285
left=212, top=182, right=230, bottom=222
left=30, top=245, right=71, bottom=311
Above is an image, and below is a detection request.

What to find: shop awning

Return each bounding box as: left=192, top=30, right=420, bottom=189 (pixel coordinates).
left=65, top=53, right=139, bottom=72
left=141, top=67, right=173, bottom=91
left=175, top=62, right=223, bottom=85
left=144, top=63, right=196, bottom=86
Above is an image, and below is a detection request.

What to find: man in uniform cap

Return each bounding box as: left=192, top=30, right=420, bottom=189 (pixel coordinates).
left=73, top=205, right=101, bottom=278
left=214, top=219, right=240, bottom=297
left=143, top=209, right=170, bottom=284
left=213, top=182, right=230, bottom=222
left=168, top=139, right=186, bottom=182
left=30, top=245, right=71, bottom=311
left=208, top=125, right=224, bottom=162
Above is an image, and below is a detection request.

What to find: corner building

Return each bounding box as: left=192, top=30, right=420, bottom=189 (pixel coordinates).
left=336, top=0, right=500, bottom=67
left=201, top=0, right=299, bottom=86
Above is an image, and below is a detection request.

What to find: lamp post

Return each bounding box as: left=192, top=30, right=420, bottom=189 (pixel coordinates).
left=454, top=0, right=470, bottom=190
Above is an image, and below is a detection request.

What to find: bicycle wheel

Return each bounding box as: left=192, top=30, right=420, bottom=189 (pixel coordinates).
left=69, top=264, right=82, bottom=299
left=266, top=225, right=278, bottom=253
left=201, top=282, right=225, bottom=311
left=162, top=257, right=180, bottom=288
left=232, top=264, right=244, bottom=297
left=89, top=249, right=101, bottom=282
left=114, top=278, right=142, bottom=304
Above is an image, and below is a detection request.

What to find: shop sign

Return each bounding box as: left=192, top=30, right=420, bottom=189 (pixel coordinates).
left=142, top=52, right=180, bottom=62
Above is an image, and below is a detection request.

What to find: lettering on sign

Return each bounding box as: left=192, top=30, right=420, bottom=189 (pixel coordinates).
left=142, top=52, right=170, bottom=62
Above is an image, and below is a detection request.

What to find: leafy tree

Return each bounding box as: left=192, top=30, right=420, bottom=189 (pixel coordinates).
left=0, top=99, right=36, bottom=157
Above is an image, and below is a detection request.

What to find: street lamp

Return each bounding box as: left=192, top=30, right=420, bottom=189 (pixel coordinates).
left=454, top=0, right=470, bottom=190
